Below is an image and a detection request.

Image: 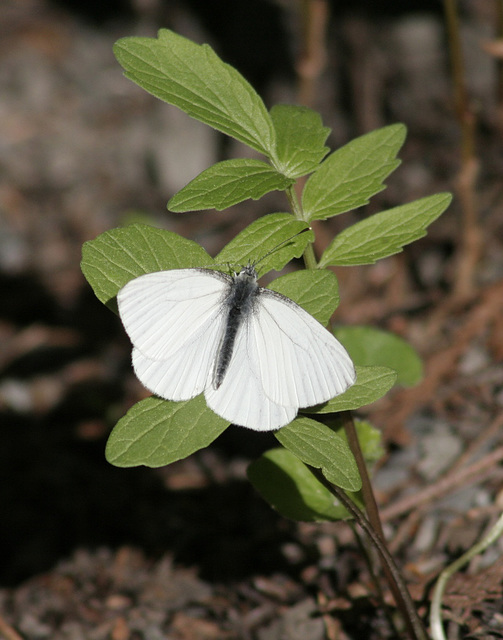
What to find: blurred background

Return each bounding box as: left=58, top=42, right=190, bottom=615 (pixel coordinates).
left=1, top=1, right=503, bottom=638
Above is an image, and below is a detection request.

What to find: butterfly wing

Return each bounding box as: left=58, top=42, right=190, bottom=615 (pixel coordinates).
left=204, top=319, right=297, bottom=430
left=117, top=269, right=230, bottom=400
left=250, top=289, right=356, bottom=409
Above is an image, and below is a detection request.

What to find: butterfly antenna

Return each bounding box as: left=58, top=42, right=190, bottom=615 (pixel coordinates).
left=253, top=227, right=312, bottom=268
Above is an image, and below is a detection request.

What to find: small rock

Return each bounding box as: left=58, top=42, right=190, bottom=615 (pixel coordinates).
left=258, top=598, right=324, bottom=640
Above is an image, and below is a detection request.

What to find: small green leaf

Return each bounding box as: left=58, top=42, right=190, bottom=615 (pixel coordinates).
left=114, top=30, right=275, bottom=157
left=270, top=104, right=330, bottom=178
left=319, top=193, right=452, bottom=266
left=168, top=159, right=293, bottom=212
left=334, top=326, right=423, bottom=386
left=302, top=124, right=406, bottom=221
left=267, top=269, right=339, bottom=324
left=275, top=417, right=361, bottom=492
left=247, top=448, right=353, bottom=522
left=105, top=395, right=229, bottom=468
left=309, top=365, right=397, bottom=413
left=215, top=213, right=313, bottom=273
left=81, top=224, right=214, bottom=307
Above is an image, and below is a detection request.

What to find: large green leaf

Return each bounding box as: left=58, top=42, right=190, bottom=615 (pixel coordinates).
left=81, top=224, right=214, bottom=308
left=335, top=326, right=423, bottom=386
left=114, top=30, right=275, bottom=157
left=247, top=448, right=354, bottom=522
left=275, top=417, right=361, bottom=492
left=215, top=213, right=313, bottom=273
left=308, top=365, right=397, bottom=413
left=302, top=124, right=406, bottom=221
left=168, top=159, right=293, bottom=212
left=270, top=104, right=330, bottom=178
left=106, top=395, right=229, bottom=467
left=319, top=193, right=452, bottom=266
left=267, top=269, right=339, bottom=324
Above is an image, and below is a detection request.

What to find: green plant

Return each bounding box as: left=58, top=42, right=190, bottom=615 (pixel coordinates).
left=81, top=29, right=452, bottom=639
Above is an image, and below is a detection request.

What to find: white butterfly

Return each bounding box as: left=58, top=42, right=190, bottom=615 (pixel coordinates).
left=117, top=265, right=356, bottom=431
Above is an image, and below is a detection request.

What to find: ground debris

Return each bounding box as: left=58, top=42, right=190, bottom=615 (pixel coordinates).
left=1, top=1, right=503, bottom=639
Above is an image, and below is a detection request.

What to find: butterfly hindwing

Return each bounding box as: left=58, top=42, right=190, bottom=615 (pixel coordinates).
left=251, top=289, right=356, bottom=408
left=204, top=318, right=297, bottom=430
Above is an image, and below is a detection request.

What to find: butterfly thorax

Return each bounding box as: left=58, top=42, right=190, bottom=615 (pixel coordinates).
left=213, top=266, right=259, bottom=388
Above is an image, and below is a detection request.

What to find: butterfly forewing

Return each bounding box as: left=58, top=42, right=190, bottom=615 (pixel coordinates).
left=118, top=269, right=232, bottom=400
left=252, top=290, right=356, bottom=408
left=118, top=270, right=230, bottom=361
left=131, top=304, right=222, bottom=400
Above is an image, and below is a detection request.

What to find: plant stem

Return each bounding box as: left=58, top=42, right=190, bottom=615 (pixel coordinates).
left=443, top=0, right=473, bottom=163
left=430, top=512, right=503, bottom=640
left=286, top=183, right=304, bottom=221
left=339, top=411, right=428, bottom=639
left=443, top=0, right=481, bottom=300
left=310, top=466, right=429, bottom=640
left=497, top=0, right=503, bottom=106
left=342, top=411, right=384, bottom=538
left=286, top=184, right=318, bottom=270
left=350, top=521, right=404, bottom=638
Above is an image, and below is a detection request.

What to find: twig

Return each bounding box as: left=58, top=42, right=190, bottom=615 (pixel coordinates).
left=0, top=615, right=24, bottom=640
left=447, top=413, right=503, bottom=474
left=297, top=0, right=329, bottom=108
left=374, top=278, right=503, bottom=443
left=380, top=445, right=503, bottom=522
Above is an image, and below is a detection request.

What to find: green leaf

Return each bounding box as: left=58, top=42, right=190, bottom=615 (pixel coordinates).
left=105, top=395, right=229, bottom=467
left=114, top=30, right=275, bottom=157
left=81, top=224, right=214, bottom=308
left=309, top=365, right=397, bottom=413
left=168, top=159, right=293, bottom=212
left=270, top=104, right=330, bottom=178
left=247, top=448, right=353, bottom=522
left=215, top=213, right=313, bottom=273
left=267, top=269, right=339, bottom=324
left=302, top=124, right=407, bottom=221
left=319, top=193, right=452, bottom=266
left=334, top=326, right=423, bottom=386
left=275, top=417, right=361, bottom=492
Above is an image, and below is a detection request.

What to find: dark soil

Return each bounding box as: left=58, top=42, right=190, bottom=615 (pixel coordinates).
left=1, top=1, right=503, bottom=638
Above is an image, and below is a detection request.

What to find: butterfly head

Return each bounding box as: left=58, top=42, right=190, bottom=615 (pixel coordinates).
left=222, top=228, right=312, bottom=282
left=235, top=263, right=259, bottom=281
